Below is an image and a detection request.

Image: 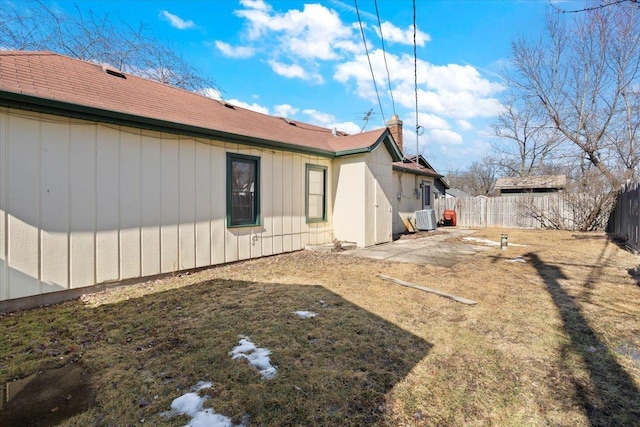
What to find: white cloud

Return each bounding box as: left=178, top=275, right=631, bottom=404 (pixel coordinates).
left=160, top=11, right=195, bottom=30
left=429, top=129, right=463, bottom=145
left=227, top=99, right=270, bottom=114
left=268, top=60, right=323, bottom=83
left=274, top=104, right=299, bottom=117
left=198, top=88, right=222, bottom=99
left=215, top=41, right=256, bottom=58
left=235, top=2, right=357, bottom=60
left=303, top=108, right=335, bottom=124
left=422, top=63, right=504, bottom=96
left=240, top=0, right=271, bottom=11
left=457, top=120, right=473, bottom=131
left=380, top=22, right=430, bottom=46
left=418, top=113, right=450, bottom=130
left=333, top=121, right=361, bottom=135
left=335, top=50, right=505, bottom=120
left=302, top=109, right=359, bottom=134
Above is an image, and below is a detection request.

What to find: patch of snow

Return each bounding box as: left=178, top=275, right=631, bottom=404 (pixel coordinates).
left=194, top=381, right=212, bottom=391
left=506, top=257, right=526, bottom=263
left=162, top=382, right=238, bottom=427
left=171, top=392, right=207, bottom=417
left=463, top=237, right=500, bottom=246
left=188, top=409, right=234, bottom=427
left=229, top=336, right=277, bottom=379
left=294, top=310, right=317, bottom=319
left=228, top=338, right=257, bottom=356
left=463, top=237, right=527, bottom=247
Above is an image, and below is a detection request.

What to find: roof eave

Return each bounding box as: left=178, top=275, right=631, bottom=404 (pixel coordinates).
left=392, top=164, right=442, bottom=178
left=0, top=90, right=336, bottom=158
left=334, top=130, right=402, bottom=161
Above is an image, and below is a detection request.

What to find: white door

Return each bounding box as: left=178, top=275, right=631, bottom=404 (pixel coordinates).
left=375, top=175, right=392, bottom=244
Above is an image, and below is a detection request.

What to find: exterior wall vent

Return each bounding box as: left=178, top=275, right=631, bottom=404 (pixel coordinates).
left=101, top=64, right=126, bottom=79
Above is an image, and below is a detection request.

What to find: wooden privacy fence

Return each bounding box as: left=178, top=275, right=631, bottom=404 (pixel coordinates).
left=609, top=180, right=640, bottom=252
left=433, top=194, right=575, bottom=229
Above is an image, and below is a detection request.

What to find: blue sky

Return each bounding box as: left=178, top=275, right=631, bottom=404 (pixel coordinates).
left=47, top=0, right=569, bottom=172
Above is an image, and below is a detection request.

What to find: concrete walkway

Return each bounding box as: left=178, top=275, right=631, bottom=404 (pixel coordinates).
left=342, top=228, right=492, bottom=267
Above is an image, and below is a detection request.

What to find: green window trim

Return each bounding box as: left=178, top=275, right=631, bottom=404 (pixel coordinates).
left=306, top=164, right=327, bottom=223
left=227, top=153, right=261, bottom=227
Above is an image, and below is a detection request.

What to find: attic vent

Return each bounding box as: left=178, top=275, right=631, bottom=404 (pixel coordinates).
left=218, top=100, right=236, bottom=109
left=101, top=64, right=126, bottom=79
left=280, top=117, right=297, bottom=126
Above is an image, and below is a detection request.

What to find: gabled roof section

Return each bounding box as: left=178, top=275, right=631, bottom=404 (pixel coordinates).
left=327, top=128, right=402, bottom=161
left=0, top=51, right=399, bottom=159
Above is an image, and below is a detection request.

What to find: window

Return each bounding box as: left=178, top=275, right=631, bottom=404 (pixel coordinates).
left=422, top=182, right=432, bottom=209
left=227, top=153, right=260, bottom=227
left=306, top=164, right=327, bottom=222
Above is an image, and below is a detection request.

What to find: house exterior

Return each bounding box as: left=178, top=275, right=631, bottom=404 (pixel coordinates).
left=494, top=175, right=567, bottom=196
left=0, top=51, right=439, bottom=308
left=391, top=148, right=447, bottom=235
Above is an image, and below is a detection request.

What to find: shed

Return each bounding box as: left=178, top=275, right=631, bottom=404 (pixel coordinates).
left=494, top=175, right=567, bottom=196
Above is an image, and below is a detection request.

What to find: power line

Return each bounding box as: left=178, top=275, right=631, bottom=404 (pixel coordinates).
left=354, top=0, right=386, bottom=125
left=548, top=0, right=638, bottom=13
left=413, top=0, right=421, bottom=164
left=374, top=0, right=396, bottom=116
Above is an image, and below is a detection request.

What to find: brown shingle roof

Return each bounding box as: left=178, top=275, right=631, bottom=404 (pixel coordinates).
left=392, top=155, right=441, bottom=178
left=0, top=51, right=395, bottom=156
left=392, top=161, right=440, bottom=177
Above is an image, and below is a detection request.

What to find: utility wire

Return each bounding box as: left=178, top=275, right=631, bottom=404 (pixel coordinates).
left=374, top=0, right=396, bottom=116
left=354, top=0, right=386, bottom=125
left=548, top=0, right=638, bottom=13
left=413, top=0, right=421, bottom=165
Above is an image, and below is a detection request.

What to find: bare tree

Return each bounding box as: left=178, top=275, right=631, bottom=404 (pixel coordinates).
left=491, top=95, right=566, bottom=177
left=445, top=156, right=499, bottom=196
left=0, top=0, right=217, bottom=92
left=504, top=4, right=640, bottom=229
left=509, top=5, right=640, bottom=189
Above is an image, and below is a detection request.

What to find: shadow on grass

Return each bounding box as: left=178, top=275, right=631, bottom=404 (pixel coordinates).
left=0, top=279, right=431, bottom=426
left=524, top=252, right=640, bottom=425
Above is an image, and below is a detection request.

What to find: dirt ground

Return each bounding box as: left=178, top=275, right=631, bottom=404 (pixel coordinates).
left=1, top=228, right=639, bottom=426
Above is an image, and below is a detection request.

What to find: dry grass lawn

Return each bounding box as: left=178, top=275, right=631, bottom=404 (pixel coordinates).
left=1, top=228, right=639, bottom=426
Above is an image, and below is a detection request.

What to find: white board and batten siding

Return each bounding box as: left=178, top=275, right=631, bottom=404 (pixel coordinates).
left=331, top=145, right=394, bottom=247
left=365, top=146, right=394, bottom=246
left=0, top=108, right=332, bottom=301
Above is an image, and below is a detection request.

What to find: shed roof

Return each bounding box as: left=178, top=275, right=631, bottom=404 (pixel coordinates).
left=0, top=51, right=400, bottom=160
left=494, top=175, right=567, bottom=190
left=446, top=188, right=473, bottom=198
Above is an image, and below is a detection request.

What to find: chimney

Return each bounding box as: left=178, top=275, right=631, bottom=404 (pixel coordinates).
left=386, top=114, right=403, bottom=154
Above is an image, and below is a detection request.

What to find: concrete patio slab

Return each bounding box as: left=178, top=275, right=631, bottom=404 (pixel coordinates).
left=339, top=228, right=495, bottom=267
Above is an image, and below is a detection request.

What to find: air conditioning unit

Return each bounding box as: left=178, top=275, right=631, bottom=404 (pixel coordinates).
left=414, top=209, right=437, bottom=231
